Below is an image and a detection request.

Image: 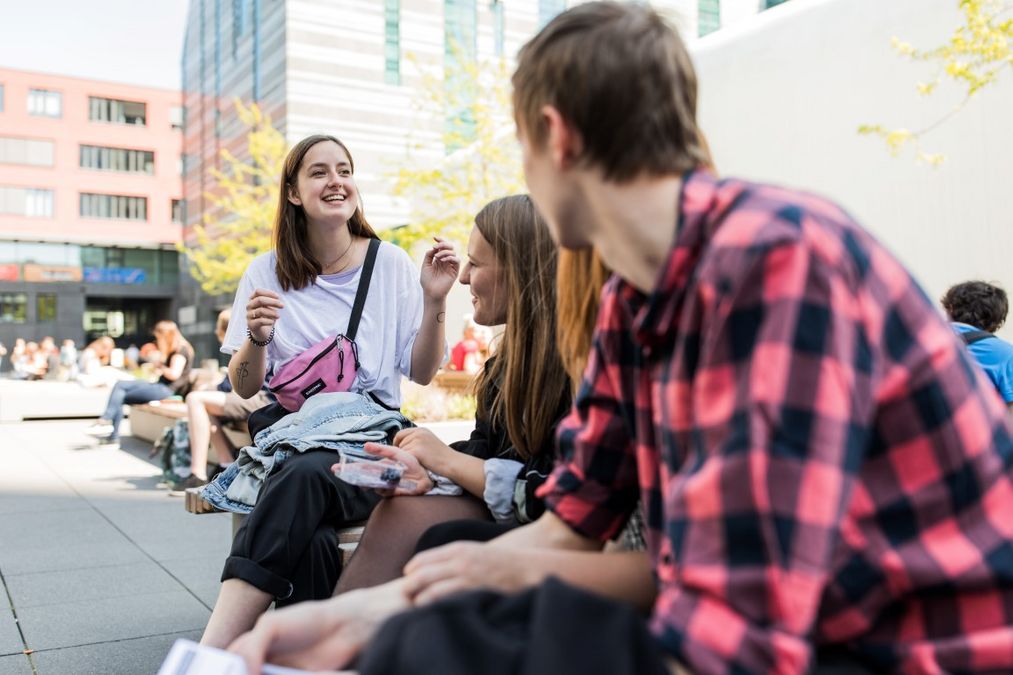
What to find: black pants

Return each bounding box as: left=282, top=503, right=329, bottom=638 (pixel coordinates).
left=222, top=449, right=380, bottom=606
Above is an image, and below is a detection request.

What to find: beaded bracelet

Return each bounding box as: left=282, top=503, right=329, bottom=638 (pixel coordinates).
left=247, top=326, right=275, bottom=347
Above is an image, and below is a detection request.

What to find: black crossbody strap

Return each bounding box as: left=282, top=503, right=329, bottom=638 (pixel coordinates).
left=961, top=329, right=994, bottom=346
left=346, top=238, right=380, bottom=341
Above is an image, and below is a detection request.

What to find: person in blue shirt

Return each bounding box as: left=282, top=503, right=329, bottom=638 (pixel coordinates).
left=942, top=280, right=1013, bottom=413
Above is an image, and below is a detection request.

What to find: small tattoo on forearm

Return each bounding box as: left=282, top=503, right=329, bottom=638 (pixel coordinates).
left=238, top=361, right=250, bottom=389
left=436, top=312, right=445, bottom=324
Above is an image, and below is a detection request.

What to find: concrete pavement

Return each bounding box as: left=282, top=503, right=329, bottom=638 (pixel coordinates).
left=0, top=382, right=474, bottom=674
left=0, top=419, right=228, bottom=674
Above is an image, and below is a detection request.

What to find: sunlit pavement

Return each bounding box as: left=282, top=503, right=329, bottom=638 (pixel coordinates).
left=0, top=417, right=228, bottom=674
left=0, top=381, right=473, bottom=674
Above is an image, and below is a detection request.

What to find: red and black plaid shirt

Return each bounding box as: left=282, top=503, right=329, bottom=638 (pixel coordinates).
left=540, top=171, right=1013, bottom=674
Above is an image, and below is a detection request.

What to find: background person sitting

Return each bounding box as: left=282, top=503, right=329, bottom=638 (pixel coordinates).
left=169, top=309, right=271, bottom=491
left=942, top=280, right=1013, bottom=413
left=21, top=341, right=47, bottom=380
left=83, top=321, right=194, bottom=447
left=447, top=314, right=493, bottom=374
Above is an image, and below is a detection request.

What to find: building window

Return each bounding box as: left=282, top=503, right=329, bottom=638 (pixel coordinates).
left=88, top=96, right=146, bottom=125
left=0, top=293, right=27, bottom=323
left=0, top=84, right=4, bottom=112
left=79, top=193, right=148, bottom=221
left=233, top=0, right=247, bottom=57
left=491, top=0, right=505, bottom=58
left=0, top=187, right=53, bottom=217
left=444, top=0, right=478, bottom=148
left=26, top=189, right=53, bottom=217
left=170, top=106, right=184, bottom=130
left=763, top=0, right=789, bottom=7
left=384, top=0, right=401, bottom=86
left=538, top=0, right=565, bottom=27
left=27, top=89, right=62, bottom=118
left=0, top=137, right=53, bottom=166
left=171, top=199, right=184, bottom=223
left=698, top=0, right=720, bottom=36
left=79, top=145, right=155, bottom=174
left=36, top=294, right=57, bottom=323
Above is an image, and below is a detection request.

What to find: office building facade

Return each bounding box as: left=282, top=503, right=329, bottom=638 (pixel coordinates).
left=179, top=0, right=781, bottom=352
left=0, top=68, right=183, bottom=351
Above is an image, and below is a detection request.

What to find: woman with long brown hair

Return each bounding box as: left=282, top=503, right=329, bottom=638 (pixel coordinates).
left=84, top=321, right=194, bottom=446
left=199, top=134, right=459, bottom=648
left=329, top=194, right=594, bottom=591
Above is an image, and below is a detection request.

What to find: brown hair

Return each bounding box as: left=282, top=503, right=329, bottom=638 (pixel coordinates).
left=556, top=248, right=610, bottom=387
left=153, top=320, right=189, bottom=360
left=512, top=1, right=709, bottom=182
left=473, top=195, right=569, bottom=459
left=273, top=135, right=378, bottom=291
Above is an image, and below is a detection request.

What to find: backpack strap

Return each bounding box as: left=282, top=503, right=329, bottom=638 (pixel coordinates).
left=960, top=329, right=994, bottom=346
left=346, top=238, right=380, bottom=342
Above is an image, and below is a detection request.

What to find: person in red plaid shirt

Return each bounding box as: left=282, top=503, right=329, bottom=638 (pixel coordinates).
left=513, top=3, right=1013, bottom=673
left=227, top=3, right=1013, bottom=674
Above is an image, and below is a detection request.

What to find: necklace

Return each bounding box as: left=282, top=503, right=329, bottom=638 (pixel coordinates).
left=318, top=236, right=355, bottom=274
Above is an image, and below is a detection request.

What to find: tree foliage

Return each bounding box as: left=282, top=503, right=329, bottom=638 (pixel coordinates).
left=180, top=101, right=286, bottom=295
left=860, top=0, right=1013, bottom=165
left=385, top=50, right=525, bottom=255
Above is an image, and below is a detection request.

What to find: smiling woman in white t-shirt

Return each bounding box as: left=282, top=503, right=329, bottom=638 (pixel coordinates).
left=200, top=134, right=459, bottom=648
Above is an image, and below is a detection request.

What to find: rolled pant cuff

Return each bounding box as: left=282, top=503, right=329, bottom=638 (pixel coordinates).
left=222, top=555, right=294, bottom=600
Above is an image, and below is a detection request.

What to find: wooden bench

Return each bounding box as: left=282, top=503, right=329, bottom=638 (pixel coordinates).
left=432, top=369, right=476, bottom=396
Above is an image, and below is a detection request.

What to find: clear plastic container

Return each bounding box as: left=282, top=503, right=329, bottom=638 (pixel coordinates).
left=332, top=450, right=419, bottom=491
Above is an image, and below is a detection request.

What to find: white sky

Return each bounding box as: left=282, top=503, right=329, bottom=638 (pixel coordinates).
left=0, top=0, right=190, bottom=90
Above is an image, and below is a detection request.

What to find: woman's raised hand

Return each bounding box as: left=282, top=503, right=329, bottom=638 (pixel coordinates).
left=246, top=289, right=284, bottom=343
left=419, top=237, right=460, bottom=302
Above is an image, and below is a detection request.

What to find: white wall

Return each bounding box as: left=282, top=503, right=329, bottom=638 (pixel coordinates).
left=692, top=0, right=1013, bottom=338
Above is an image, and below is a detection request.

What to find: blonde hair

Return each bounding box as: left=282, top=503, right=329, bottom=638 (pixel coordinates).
left=556, top=248, right=610, bottom=388
left=215, top=309, right=231, bottom=341
left=153, top=320, right=188, bottom=360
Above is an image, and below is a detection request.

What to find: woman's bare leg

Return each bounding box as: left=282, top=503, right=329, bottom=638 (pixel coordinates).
left=185, top=390, right=227, bottom=479
left=209, top=418, right=239, bottom=465
left=200, top=579, right=272, bottom=648
left=334, top=495, right=491, bottom=594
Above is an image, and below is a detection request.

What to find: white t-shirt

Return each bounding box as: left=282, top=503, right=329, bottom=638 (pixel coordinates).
left=222, top=241, right=431, bottom=407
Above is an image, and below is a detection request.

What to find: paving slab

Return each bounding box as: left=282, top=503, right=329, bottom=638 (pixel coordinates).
left=0, top=608, right=24, bottom=657
left=4, top=560, right=181, bottom=609
left=0, top=506, right=122, bottom=546
left=0, top=654, right=33, bottom=674
left=17, top=590, right=210, bottom=651
left=160, top=555, right=227, bottom=609
left=31, top=629, right=202, bottom=675
left=0, top=493, right=88, bottom=516
left=0, top=538, right=149, bottom=577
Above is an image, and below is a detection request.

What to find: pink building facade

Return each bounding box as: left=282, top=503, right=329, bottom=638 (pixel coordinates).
left=0, top=68, right=183, bottom=352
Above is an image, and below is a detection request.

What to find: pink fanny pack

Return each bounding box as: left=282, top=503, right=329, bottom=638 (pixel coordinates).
left=268, top=238, right=379, bottom=411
